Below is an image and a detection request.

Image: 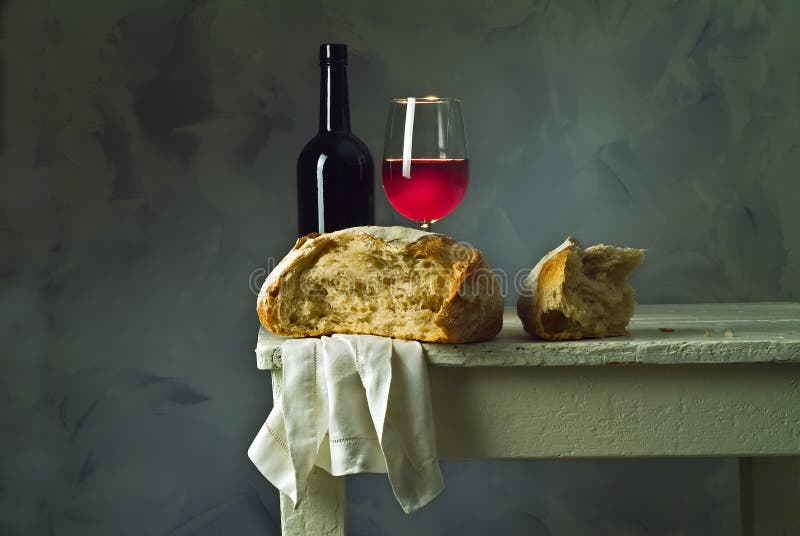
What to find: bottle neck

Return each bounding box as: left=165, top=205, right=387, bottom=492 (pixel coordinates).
left=319, top=62, right=351, bottom=133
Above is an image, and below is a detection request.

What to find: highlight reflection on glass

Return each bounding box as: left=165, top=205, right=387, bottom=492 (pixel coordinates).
left=382, top=97, right=469, bottom=230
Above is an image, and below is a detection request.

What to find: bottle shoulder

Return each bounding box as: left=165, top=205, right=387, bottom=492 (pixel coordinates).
left=302, top=132, right=369, bottom=152
left=298, top=132, right=373, bottom=161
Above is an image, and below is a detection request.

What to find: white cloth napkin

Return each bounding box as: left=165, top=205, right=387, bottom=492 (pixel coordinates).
left=248, top=334, right=444, bottom=514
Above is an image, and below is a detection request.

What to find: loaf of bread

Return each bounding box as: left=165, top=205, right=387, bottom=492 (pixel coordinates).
left=517, top=237, right=645, bottom=340
left=257, top=226, right=504, bottom=343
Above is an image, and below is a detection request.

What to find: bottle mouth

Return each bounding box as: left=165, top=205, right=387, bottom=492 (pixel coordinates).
left=391, top=96, right=461, bottom=104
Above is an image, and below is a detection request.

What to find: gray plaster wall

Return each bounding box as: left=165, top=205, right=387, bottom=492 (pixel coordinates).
left=1, top=0, right=797, bottom=534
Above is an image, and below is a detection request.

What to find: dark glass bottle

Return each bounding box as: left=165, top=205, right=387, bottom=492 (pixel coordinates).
left=296, top=44, right=375, bottom=237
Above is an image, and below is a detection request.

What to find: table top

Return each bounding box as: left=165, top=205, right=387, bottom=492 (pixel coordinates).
left=255, top=303, right=800, bottom=370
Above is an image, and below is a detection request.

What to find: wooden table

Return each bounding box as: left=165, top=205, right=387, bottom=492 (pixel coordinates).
left=255, top=303, right=800, bottom=536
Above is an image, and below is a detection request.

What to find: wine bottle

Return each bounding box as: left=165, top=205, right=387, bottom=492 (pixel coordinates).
left=296, top=44, right=375, bottom=237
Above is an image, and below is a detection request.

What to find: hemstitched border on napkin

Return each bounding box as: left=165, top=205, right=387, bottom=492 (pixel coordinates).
left=330, top=436, right=381, bottom=444
left=312, top=342, right=318, bottom=447
left=265, top=424, right=289, bottom=453
left=353, top=338, right=364, bottom=377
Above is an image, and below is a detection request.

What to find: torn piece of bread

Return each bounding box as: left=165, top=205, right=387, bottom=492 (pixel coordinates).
left=517, top=237, right=645, bottom=340
left=258, top=226, right=504, bottom=343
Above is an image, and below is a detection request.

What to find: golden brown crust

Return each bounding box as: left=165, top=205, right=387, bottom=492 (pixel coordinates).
left=518, top=247, right=572, bottom=339
left=256, top=227, right=503, bottom=343
left=531, top=248, right=573, bottom=340
left=257, top=232, right=335, bottom=336
left=434, top=248, right=503, bottom=342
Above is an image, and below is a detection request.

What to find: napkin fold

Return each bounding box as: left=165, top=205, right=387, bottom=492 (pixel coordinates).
left=248, top=334, right=444, bottom=514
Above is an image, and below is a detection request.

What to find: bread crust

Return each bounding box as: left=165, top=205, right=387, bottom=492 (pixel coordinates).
left=517, top=237, right=644, bottom=340
left=257, top=226, right=503, bottom=343
left=516, top=238, right=575, bottom=340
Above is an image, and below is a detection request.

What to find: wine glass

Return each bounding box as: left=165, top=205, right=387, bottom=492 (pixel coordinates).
left=382, top=97, right=469, bottom=230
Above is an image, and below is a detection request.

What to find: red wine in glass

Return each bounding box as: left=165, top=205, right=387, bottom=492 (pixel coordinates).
left=382, top=97, right=468, bottom=229
left=382, top=158, right=469, bottom=222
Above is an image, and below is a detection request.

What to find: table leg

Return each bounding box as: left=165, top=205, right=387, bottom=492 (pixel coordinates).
left=271, top=371, right=347, bottom=536
left=279, top=467, right=346, bottom=536
left=740, top=457, right=799, bottom=536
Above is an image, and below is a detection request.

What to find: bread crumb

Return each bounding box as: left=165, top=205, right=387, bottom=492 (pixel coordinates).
left=659, top=327, right=674, bottom=332
left=704, top=329, right=714, bottom=337
left=724, top=330, right=735, bottom=337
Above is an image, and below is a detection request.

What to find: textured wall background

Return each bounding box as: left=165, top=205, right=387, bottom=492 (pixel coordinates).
left=2, top=0, right=798, bottom=534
